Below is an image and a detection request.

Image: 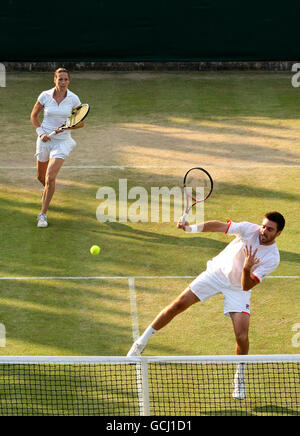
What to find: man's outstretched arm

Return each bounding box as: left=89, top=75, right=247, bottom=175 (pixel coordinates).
left=177, top=220, right=228, bottom=233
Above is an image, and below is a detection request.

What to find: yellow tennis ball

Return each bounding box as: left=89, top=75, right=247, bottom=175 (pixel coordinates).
left=90, top=245, right=101, bottom=255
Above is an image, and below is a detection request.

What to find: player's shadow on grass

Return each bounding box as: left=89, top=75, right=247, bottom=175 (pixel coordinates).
left=252, top=405, right=299, bottom=416
left=200, top=405, right=298, bottom=416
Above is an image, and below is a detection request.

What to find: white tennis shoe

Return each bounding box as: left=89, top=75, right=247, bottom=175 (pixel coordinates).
left=127, top=341, right=146, bottom=357
left=37, top=213, right=48, bottom=228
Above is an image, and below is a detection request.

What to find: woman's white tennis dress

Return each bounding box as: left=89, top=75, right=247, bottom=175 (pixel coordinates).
left=35, top=87, right=81, bottom=161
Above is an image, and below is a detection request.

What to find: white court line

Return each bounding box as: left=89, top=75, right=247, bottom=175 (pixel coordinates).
left=128, top=277, right=140, bottom=342
left=0, top=276, right=298, bottom=280
left=1, top=165, right=300, bottom=170
left=0, top=276, right=194, bottom=280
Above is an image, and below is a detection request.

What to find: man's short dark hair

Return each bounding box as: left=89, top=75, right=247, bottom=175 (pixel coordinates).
left=265, top=211, right=285, bottom=232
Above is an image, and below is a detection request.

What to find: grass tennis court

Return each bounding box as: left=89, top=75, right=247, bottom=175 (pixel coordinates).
left=0, top=71, right=299, bottom=360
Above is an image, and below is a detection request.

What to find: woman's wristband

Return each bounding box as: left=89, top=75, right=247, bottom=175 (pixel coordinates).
left=36, top=127, right=45, bottom=137
left=189, top=225, right=199, bottom=233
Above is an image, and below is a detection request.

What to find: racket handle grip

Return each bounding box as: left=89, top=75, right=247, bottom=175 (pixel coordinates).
left=181, top=211, right=188, bottom=225
left=48, top=131, right=56, bottom=138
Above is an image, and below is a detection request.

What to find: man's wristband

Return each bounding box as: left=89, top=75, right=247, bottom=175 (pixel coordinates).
left=189, top=225, right=199, bottom=233
left=36, top=127, right=45, bottom=137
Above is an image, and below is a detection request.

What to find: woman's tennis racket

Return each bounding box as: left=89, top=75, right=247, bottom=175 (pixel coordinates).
left=180, top=167, right=213, bottom=225
left=48, top=104, right=90, bottom=138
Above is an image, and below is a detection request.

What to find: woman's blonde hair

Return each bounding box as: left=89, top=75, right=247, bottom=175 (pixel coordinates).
left=54, top=68, right=70, bottom=78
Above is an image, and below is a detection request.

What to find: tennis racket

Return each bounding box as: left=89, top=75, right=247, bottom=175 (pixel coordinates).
left=48, top=104, right=90, bottom=138
left=180, top=167, right=213, bottom=225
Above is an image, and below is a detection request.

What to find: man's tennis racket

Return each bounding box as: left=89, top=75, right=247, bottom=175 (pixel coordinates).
left=48, top=104, right=90, bottom=138
left=180, top=167, right=213, bottom=225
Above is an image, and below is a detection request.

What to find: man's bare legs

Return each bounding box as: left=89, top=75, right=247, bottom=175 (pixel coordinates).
left=127, top=288, right=199, bottom=356
left=151, top=288, right=199, bottom=330
left=230, top=312, right=250, bottom=355
left=128, top=290, right=251, bottom=360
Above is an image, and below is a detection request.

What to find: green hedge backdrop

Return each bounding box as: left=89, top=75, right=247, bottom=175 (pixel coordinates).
left=1, top=0, right=299, bottom=61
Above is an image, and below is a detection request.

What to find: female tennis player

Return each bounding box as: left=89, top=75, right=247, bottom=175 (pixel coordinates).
left=30, top=68, right=84, bottom=228
left=127, top=211, right=285, bottom=399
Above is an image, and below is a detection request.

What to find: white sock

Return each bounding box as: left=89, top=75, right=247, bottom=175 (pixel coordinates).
left=137, top=326, right=157, bottom=345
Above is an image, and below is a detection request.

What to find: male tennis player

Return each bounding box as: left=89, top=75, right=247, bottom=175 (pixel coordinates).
left=127, top=211, right=285, bottom=399
left=31, top=68, right=84, bottom=228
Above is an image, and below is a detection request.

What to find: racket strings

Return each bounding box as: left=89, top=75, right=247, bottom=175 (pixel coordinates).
left=181, top=167, right=213, bottom=224
left=67, top=105, right=89, bottom=128
left=185, top=176, right=211, bottom=202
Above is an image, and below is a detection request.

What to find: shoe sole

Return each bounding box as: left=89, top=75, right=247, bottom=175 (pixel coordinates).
left=232, top=394, right=246, bottom=400
left=37, top=222, right=48, bottom=228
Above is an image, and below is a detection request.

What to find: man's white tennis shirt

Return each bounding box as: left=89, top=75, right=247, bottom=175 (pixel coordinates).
left=205, top=220, right=280, bottom=290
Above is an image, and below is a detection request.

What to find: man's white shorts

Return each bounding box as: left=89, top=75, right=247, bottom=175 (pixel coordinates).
left=189, top=270, right=251, bottom=318
left=35, top=137, right=76, bottom=162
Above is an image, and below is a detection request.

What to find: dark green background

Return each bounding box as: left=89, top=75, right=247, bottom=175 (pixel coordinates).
left=1, top=0, right=300, bottom=61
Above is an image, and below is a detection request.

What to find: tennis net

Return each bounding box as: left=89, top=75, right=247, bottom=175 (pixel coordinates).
left=0, top=355, right=299, bottom=416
